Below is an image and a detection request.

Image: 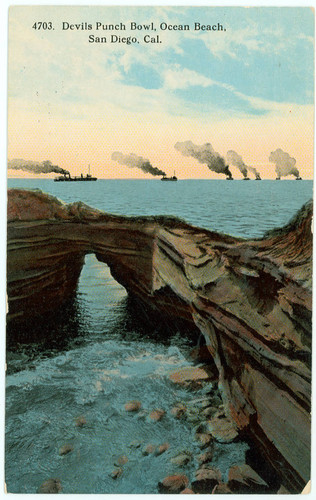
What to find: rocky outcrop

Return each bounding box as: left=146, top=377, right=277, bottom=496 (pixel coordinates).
left=7, top=188, right=312, bottom=491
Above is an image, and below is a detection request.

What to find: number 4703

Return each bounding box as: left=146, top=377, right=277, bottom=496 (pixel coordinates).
left=32, top=22, right=53, bottom=30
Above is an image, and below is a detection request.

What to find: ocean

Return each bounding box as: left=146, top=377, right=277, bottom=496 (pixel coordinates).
left=6, top=178, right=312, bottom=493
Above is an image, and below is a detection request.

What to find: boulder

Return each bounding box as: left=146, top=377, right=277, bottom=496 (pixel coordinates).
left=75, top=416, right=87, bottom=427
left=142, top=444, right=156, bottom=456
left=192, top=467, right=221, bottom=493
left=197, top=449, right=213, bottom=465
left=110, top=468, right=123, bottom=480
left=202, top=406, right=218, bottom=418
left=170, top=452, right=192, bottom=467
left=149, top=409, right=165, bottom=421
left=124, top=400, right=141, bottom=412
left=171, top=404, right=186, bottom=419
left=227, top=464, right=269, bottom=493
left=114, top=455, right=128, bottom=467
left=207, top=413, right=238, bottom=443
left=59, top=444, right=73, bottom=456
left=169, top=366, right=214, bottom=385
left=38, top=479, right=62, bottom=494
left=211, top=483, right=232, bottom=494
left=128, top=440, right=142, bottom=449
left=180, top=488, right=195, bottom=494
left=155, top=442, right=170, bottom=456
left=158, top=475, right=189, bottom=494
left=195, top=432, right=213, bottom=449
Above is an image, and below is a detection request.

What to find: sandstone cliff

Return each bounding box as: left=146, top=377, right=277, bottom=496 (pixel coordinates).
left=7, top=188, right=312, bottom=491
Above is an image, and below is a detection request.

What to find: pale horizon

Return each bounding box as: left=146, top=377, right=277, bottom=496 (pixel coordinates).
left=7, top=6, right=314, bottom=180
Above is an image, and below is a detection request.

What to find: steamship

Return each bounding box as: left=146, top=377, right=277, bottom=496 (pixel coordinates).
left=161, top=171, right=177, bottom=181
left=54, top=165, right=97, bottom=182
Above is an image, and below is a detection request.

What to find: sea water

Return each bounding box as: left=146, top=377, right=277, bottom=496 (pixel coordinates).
left=6, top=179, right=312, bottom=493
left=7, top=178, right=313, bottom=237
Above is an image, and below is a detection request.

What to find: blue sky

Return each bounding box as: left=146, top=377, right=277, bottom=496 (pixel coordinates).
left=118, top=7, right=314, bottom=111
left=7, top=5, right=314, bottom=178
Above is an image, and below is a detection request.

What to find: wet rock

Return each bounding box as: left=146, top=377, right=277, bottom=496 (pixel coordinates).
left=38, top=478, right=62, bottom=493
left=277, top=484, right=291, bottom=494
left=188, top=380, right=204, bottom=390
left=155, top=442, right=170, bottom=456
left=169, top=366, right=215, bottom=386
left=111, top=468, right=123, bottom=480
left=59, top=444, right=73, bottom=456
left=128, top=440, right=142, bottom=449
left=180, top=488, right=195, bottom=494
left=211, top=396, right=223, bottom=407
left=187, top=397, right=213, bottom=411
left=207, top=412, right=238, bottom=443
left=114, top=455, right=128, bottom=467
left=200, top=400, right=213, bottom=409
left=124, top=400, right=141, bottom=412
left=186, top=407, right=200, bottom=423
left=171, top=404, right=186, bottom=419
left=190, top=344, right=214, bottom=363
left=191, top=467, right=221, bottom=493
left=227, top=464, right=269, bottom=493
left=211, top=483, right=232, bottom=494
left=149, top=409, right=165, bottom=421
left=202, top=406, right=218, bottom=418
left=142, top=444, right=156, bottom=456
left=75, top=416, right=87, bottom=427
left=158, top=475, right=189, bottom=494
left=199, top=463, right=217, bottom=471
left=194, top=422, right=207, bottom=433
left=170, top=451, right=192, bottom=467
left=197, top=449, right=214, bottom=465
left=195, top=432, right=213, bottom=449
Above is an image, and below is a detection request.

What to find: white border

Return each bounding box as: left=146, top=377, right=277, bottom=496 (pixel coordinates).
left=1, top=2, right=315, bottom=500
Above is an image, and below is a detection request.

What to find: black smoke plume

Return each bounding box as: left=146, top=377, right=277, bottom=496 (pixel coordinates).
left=174, top=141, right=232, bottom=178
left=111, top=152, right=166, bottom=176
left=8, top=159, right=69, bottom=175
left=248, top=166, right=261, bottom=180
left=269, top=149, right=300, bottom=179
left=226, top=150, right=248, bottom=178
left=226, top=150, right=261, bottom=179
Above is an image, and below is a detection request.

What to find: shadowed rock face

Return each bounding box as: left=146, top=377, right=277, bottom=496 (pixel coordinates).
left=7, top=188, right=312, bottom=492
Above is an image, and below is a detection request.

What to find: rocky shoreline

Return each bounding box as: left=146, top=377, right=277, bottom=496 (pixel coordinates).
left=38, top=365, right=275, bottom=494
left=7, top=188, right=312, bottom=492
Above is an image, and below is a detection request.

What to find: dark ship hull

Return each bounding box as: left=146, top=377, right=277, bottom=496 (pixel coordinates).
left=54, top=174, right=97, bottom=182
left=161, top=176, right=177, bottom=181
left=161, top=171, right=177, bottom=181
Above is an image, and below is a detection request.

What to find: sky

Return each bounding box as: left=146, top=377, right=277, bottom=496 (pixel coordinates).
left=7, top=5, right=314, bottom=179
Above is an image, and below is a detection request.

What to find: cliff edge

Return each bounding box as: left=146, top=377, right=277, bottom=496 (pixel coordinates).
left=7, top=188, right=312, bottom=491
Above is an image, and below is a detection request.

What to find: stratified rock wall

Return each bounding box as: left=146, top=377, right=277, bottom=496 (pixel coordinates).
left=7, top=188, right=312, bottom=491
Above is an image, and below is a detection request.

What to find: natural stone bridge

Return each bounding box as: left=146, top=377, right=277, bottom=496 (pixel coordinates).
left=7, top=188, right=312, bottom=492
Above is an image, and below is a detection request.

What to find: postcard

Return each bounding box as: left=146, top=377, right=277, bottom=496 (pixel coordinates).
left=5, top=4, right=313, bottom=495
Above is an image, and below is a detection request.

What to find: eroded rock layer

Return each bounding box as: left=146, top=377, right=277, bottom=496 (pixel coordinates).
left=7, top=188, right=312, bottom=491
